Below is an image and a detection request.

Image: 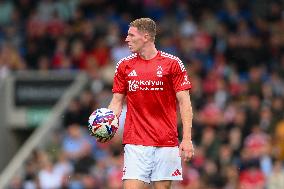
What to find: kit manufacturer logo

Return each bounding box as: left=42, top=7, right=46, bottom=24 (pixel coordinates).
left=128, top=70, right=137, bottom=77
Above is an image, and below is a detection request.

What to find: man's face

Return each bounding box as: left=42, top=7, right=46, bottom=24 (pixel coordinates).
left=125, top=26, right=146, bottom=53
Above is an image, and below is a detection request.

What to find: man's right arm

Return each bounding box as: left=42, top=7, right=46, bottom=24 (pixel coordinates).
left=108, top=93, right=125, bottom=118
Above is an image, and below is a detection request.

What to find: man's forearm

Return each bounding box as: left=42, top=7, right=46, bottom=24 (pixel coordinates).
left=177, top=91, right=193, bottom=140
left=180, top=102, right=193, bottom=140
left=108, top=93, right=125, bottom=118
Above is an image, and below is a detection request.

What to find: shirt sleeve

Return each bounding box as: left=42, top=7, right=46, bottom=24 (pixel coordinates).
left=112, top=61, right=127, bottom=94
left=171, top=59, right=192, bottom=92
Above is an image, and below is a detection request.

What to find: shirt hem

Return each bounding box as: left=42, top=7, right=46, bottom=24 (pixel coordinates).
left=123, top=142, right=179, bottom=147
left=175, top=87, right=191, bottom=93
left=112, top=90, right=126, bottom=94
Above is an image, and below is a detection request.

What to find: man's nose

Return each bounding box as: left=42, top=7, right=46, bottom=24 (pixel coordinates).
left=125, top=36, right=129, bottom=42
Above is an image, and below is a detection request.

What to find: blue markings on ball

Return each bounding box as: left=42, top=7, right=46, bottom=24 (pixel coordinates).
left=94, top=111, right=115, bottom=124
left=105, top=125, right=112, bottom=135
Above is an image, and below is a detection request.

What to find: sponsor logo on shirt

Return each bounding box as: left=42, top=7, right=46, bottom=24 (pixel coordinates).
left=181, top=75, right=191, bottom=86
left=128, top=80, right=164, bottom=91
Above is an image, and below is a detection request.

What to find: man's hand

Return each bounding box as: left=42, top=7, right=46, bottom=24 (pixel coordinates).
left=179, top=139, right=194, bottom=162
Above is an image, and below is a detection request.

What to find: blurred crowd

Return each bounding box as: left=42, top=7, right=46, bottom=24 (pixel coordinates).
left=2, top=0, right=284, bottom=188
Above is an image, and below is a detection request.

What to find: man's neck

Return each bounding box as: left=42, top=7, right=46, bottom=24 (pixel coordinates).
left=139, top=43, right=158, bottom=60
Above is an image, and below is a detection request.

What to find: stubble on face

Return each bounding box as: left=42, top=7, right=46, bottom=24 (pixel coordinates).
left=126, top=27, right=145, bottom=53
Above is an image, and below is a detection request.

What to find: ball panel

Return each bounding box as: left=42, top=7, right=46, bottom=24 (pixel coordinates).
left=88, top=108, right=119, bottom=142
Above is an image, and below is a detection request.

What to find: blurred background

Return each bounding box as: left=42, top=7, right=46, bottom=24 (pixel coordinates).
left=0, top=0, right=284, bottom=188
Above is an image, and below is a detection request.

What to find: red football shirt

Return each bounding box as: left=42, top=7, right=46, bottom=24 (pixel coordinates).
left=112, top=51, right=191, bottom=146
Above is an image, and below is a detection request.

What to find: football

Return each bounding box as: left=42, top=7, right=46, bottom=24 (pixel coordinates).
left=88, top=108, right=119, bottom=142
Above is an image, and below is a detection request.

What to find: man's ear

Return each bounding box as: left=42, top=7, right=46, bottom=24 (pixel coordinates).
left=144, top=33, right=151, bottom=42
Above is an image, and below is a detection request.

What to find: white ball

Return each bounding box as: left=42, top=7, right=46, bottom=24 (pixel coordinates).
left=88, top=108, right=119, bottom=142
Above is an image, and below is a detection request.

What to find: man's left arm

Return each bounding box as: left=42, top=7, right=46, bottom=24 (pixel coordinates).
left=176, top=90, right=194, bottom=162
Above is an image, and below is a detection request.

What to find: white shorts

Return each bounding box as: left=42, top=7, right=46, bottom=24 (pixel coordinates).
left=122, top=144, right=183, bottom=183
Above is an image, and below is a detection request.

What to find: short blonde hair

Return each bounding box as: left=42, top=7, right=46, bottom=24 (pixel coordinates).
left=129, top=18, right=156, bottom=41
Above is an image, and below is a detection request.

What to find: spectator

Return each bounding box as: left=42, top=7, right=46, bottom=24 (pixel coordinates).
left=38, top=158, right=63, bottom=189
left=267, top=160, right=284, bottom=189
left=239, top=163, right=265, bottom=189
left=62, top=123, right=93, bottom=172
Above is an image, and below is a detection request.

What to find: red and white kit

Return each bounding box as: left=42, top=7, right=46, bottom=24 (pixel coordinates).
left=113, top=51, right=192, bottom=182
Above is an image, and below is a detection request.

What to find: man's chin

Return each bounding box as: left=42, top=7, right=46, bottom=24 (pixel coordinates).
left=129, top=49, right=137, bottom=53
